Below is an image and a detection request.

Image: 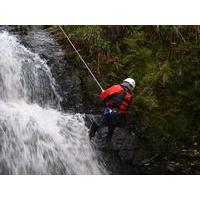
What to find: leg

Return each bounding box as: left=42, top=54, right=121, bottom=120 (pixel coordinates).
left=102, top=114, right=115, bottom=143
left=89, top=121, right=99, bottom=139
left=105, top=112, right=126, bottom=142
left=109, top=112, right=127, bottom=127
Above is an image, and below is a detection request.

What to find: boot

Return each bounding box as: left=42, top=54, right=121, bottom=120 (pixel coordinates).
left=89, top=121, right=99, bottom=139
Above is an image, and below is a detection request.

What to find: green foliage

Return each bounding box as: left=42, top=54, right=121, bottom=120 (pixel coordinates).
left=56, top=25, right=200, bottom=157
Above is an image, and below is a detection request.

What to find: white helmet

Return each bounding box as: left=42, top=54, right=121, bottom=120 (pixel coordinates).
left=123, top=78, right=135, bottom=89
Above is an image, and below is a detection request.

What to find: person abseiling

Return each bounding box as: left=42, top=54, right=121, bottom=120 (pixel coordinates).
left=89, top=78, right=135, bottom=142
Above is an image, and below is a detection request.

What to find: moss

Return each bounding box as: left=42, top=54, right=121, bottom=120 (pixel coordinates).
left=51, top=25, right=200, bottom=166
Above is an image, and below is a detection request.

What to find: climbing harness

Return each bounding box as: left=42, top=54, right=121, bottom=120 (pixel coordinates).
left=58, top=25, right=104, bottom=92
left=103, top=108, right=113, bottom=116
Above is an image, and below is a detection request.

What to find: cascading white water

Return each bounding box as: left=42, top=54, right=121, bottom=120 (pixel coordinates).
left=0, top=31, right=105, bottom=174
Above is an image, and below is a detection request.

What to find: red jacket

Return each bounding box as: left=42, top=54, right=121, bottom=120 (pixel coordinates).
left=99, top=84, right=134, bottom=112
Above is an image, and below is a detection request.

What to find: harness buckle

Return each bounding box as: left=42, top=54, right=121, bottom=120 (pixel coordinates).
left=103, top=107, right=119, bottom=116
left=104, top=108, right=113, bottom=116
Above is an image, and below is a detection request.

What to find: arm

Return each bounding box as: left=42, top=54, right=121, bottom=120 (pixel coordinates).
left=99, top=89, right=110, bottom=101
left=99, top=85, right=123, bottom=101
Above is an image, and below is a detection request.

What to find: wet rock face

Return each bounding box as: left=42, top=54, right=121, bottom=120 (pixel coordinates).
left=20, top=28, right=84, bottom=112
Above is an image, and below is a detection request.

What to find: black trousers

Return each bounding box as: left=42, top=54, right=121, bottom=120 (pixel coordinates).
left=89, top=112, right=127, bottom=141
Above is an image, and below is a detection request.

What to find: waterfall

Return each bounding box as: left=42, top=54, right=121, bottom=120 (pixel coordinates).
left=0, top=31, right=105, bottom=174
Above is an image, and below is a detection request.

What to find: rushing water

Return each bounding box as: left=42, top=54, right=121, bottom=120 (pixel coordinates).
left=0, top=31, right=105, bottom=174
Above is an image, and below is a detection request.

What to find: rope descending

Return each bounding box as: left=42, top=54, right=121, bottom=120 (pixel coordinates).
left=58, top=25, right=104, bottom=92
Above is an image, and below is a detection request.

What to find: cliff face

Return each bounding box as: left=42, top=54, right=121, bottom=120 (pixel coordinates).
left=20, top=28, right=84, bottom=113
left=9, top=25, right=200, bottom=175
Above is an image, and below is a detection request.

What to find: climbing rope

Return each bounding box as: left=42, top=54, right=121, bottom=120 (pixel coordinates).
left=58, top=25, right=104, bottom=92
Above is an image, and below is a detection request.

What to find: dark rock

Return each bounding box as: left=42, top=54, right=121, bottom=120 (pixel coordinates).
left=21, top=28, right=84, bottom=112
